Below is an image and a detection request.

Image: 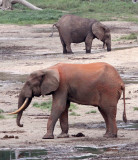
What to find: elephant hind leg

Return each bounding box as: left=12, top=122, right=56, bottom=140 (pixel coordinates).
left=98, top=107, right=109, bottom=136
left=99, top=106, right=117, bottom=138
left=59, top=34, right=68, bottom=53
left=59, top=33, right=73, bottom=54
left=66, top=43, right=73, bottom=54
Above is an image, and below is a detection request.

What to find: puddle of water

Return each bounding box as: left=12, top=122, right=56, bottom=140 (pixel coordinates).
left=121, top=73, right=138, bottom=84
left=0, top=145, right=120, bottom=160
left=0, top=143, right=138, bottom=160
left=73, top=145, right=121, bottom=159
left=72, top=121, right=138, bottom=131
left=112, top=45, right=138, bottom=51
left=118, top=122, right=138, bottom=130
left=0, top=148, right=47, bottom=160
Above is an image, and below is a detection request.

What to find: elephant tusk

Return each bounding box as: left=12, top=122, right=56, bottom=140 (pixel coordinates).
left=8, top=98, right=29, bottom=115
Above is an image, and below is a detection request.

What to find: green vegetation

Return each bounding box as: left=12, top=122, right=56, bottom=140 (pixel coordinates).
left=134, top=107, right=138, bottom=111
left=33, top=101, right=77, bottom=112
left=120, top=33, right=137, bottom=40
left=0, top=114, right=5, bottom=119
left=86, top=110, right=97, bottom=114
left=0, top=109, right=4, bottom=114
left=69, top=103, right=78, bottom=112
left=0, top=0, right=138, bottom=24
left=0, top=108, right=5, bottom=120
left=0, top=9, right=63, bottom=25
left=33, top=101, right=52, bottom=110
left=70, top=111, right=80, bottom=116
left=33, top=101, right=80, bottom=116
left=12, top=115, right=17, bottom=119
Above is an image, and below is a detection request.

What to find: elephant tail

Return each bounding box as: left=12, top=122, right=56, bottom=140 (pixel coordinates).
left=49, top=24, right=57, bottom=37
left=121, top=84, right=127, bottom=123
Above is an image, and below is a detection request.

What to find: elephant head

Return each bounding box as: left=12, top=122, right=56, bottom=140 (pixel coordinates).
left=9, top=69, right=60, bottom=127
left=92, top=21, right=111, bottom=51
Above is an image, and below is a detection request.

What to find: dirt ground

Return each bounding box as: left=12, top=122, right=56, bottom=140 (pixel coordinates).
left=0, top=21, right=138, bottom=159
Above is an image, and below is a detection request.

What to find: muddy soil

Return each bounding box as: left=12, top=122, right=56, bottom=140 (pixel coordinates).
left=0, top=21, right=138, bottom=159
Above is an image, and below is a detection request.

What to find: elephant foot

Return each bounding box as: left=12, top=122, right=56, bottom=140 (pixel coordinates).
left=42, top=134, right=54, bottom=139
left=86, top=50, right=91, bottom=53
left=57, top=133, right=69, bottom=138
left=103, top=132, right=117, bottom=138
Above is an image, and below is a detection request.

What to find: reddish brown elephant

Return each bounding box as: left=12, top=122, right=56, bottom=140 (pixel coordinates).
left=51, top=14, right=111, bottom=53
left=9, top=62, right=127, bottom=139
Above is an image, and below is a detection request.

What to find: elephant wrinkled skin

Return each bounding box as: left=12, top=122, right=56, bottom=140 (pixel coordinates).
left=9, top=62, right=127, bottom=139
left=51, top=14, right=111, bottom=53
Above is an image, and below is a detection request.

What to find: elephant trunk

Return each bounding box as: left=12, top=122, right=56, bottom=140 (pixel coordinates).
left=16, top=93, right=32, bottom=127
left=106, top=43, right=111, bottom=52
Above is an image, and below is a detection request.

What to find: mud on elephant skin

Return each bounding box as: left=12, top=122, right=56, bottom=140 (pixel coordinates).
left=9, top=62, right=127, bottom=139
left=51, top=14, right=111, bottom=54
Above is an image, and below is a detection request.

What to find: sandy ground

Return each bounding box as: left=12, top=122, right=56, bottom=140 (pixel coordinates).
left=0, top=21, right=138, bottom=159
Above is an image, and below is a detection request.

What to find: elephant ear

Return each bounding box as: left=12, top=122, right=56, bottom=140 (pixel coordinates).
left=92, top=22, right=107, bottom=41
left=41, top=69, right=60, bottom=96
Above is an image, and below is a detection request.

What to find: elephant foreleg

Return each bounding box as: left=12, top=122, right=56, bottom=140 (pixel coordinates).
left=85, top=34, right=93, bottom=53
left=43, top=94, right=67, bottom=139
left=57, top=101, right=70, bottom=138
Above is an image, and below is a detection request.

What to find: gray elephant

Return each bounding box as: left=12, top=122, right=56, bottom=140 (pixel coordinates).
left=51, top=14, right=111, bottom=53
left=9, top=62, right=127, bottom=139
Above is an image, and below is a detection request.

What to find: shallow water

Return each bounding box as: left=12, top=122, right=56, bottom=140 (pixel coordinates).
left=1, top=143, right=138, bottom=160
left=0, top=72, right=27, bottom=83
left=0, top=144, right=125, bottom=160
left=121, top=73, right=138, bottom=84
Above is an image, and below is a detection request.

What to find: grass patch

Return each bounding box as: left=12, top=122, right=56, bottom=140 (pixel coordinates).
left=33, top=101, right=52, bottom=110
left=0, top=0, right=138, bottom=24
left=0, top=109, right=4, bottom=114
left=0, top=114, right=5, bottom=119
left=33, top=101, right=77, bottom=112
left=86, top=110, right=97, bottom=114
left=12, top=115, right=17, bottom=118
left=70, top=111, right=80, bottom=116
left=69, top=103, right=78, bottom=112
left=120, top=33, right=137, bottom=40
left=134, top=107, right=138, bottom=111
left=0, top=9, right=63, bottom=24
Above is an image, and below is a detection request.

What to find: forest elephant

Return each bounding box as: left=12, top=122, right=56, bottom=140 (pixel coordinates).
left=9, top=62, right=127, bottom=139
left=50, top=14, right=111, bottom=54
